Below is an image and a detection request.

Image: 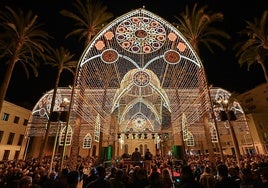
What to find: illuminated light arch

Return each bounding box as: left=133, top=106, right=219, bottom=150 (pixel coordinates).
left=119, top=97, right=161, bottom=124
left=111, top=68, right=171, bottom=113
left=71, top=7, right=210, bottom=141
left=26, top=88, right=72, bottom=137
left=25, top=7, right=251, bottom=157
left=32, top=90, right=64, bottom=119
left=210, top=87, right=245, bottom=119
left=124, top=113, right=154, bottom=132
left=80, top=8, right=201, bottom=68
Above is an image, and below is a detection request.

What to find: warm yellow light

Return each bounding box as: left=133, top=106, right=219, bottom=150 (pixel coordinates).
left=223, top=99, right=228, bottom=104
left=63, top=98, right=70, bottom=103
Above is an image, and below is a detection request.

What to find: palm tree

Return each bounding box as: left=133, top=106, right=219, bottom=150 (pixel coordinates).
left=60, top=0, right=113, bottom=47
left=59, top=0, right=113, bottom=170
left=173, top=3, right=230, bottom=164
left=234, top=10, right=268, bottom=82
left=38, top=47, right=77, bottom=160
left=173, top=3, right=230, bottom=56
left=0, top=6, right=51, bottom=113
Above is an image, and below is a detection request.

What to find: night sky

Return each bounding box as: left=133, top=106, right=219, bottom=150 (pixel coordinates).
left=1, top=0, right=268, bottom=109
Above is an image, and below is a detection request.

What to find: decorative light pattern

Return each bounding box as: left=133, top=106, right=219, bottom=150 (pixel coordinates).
left=164, top=50, right=181, bottom=64
left=133, top=115, right=146, bottom=131
left=186, top=132, right=194, bottom=146
left=119, top=137, right=124, bottom=149
left=133, top=70, right=150, bottom=87
left=25, top=9, right=249, bottom=151
left=210, top=122, right=218, bottom=143
left=211, top=88, right=244, bottom=121
left=59, top=125, right=72, bottom=146
left=154, top=134, right=161, bottom=149
left=32, top=92, right=63, bottom=119
left=182, top=113, right=189, bottom=141
left=101, top=49, right=119, bottom=64
left=94, top=114, right=100, bottom=142
left=115, top=16, right=166, bottom=54
left=125, top=113, right=153, bottom=133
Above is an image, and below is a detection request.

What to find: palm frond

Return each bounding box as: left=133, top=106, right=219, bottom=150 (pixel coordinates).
left=173, top=3, right=230, bottom=57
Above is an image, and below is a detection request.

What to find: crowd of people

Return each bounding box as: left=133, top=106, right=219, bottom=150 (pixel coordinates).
left=0, top=148, right=268, bottom=188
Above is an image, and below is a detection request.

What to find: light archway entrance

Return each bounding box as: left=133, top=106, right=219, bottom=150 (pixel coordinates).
left=70, top=8, right=212, bottom=162
left=25, top=8, right=251, bottom=170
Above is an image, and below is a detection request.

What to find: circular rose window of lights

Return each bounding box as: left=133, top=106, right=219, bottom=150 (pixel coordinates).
left=100, top=49, right=119, bottom=64
left=115, top=16, right=166, bottom=54
left=132, top=115, right=147, bottom=132
left=133, top=70, right=151, bottom=87
left=163, top=50, right=181, bottom=64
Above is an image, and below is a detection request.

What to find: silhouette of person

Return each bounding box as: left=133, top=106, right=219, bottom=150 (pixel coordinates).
left=131, top=148, right=142, bottom=166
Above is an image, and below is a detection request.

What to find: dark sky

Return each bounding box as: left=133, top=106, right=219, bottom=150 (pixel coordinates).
left=1, top=0, right=268, bottom=109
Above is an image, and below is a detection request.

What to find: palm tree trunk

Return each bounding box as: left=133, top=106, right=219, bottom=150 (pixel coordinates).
left=0, top=59, right=16, bottom=113
left=175, top=89, right=187, bottom=160
left=68, top=69, right=83, bottom=171
left=259, top=61, right=268, bottom=83
left=69, top=116, right=82, bottom=171
left=38, top=69, right=62, bottom=159
left=198, top=69, right=216, bottom=164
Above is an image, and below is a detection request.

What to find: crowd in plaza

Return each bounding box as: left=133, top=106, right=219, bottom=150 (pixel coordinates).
left=0, top=150, right=268, bottom=188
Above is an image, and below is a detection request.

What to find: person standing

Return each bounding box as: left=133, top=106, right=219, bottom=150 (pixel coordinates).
left=19, top=176, right=33, bottom=188
left=85, top=166, right=111, bottom=188
left=161, top=168, right=174, bottom=188
left=109, top=169, right=125, bottom=188
left=131, top=148, right=142, bottom=167
left=214, top=164, right=238, bottom=188
left=176, top=165, right=203, bottom=188
left=144, top=149, right=153, bottom=173
left=199, top=166, right=215, bottom=188
left=145, top=149, right=153, bottom=161
left=82, top=168, right=97, bottom=188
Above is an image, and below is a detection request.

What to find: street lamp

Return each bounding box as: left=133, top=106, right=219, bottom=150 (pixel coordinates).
left=217, top=95, right=241, bottom=167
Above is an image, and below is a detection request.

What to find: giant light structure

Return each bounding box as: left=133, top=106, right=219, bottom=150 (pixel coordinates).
left=26, top=8, right=247, bottom=163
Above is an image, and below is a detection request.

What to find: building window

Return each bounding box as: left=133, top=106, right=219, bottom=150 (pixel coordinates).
left=83, top=133, right=92, bottom=149
left=14, top=151, right=20, bottom=160
left=2, top=113, right=9, bottom=121
left=3, top=150, right=10, bottom=160
left=17, top=134, right=24, bottom=146
left=59, top=126, right=72, bottom=146
left=7, top=133, right=15, bottom=145
left=14, top=116, right=20, bottom=124
left=186, top=132, right=195, bottom=146
left=23, top=119, right=28, bottom=126
left=0, top=131, right=3, bottom=144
